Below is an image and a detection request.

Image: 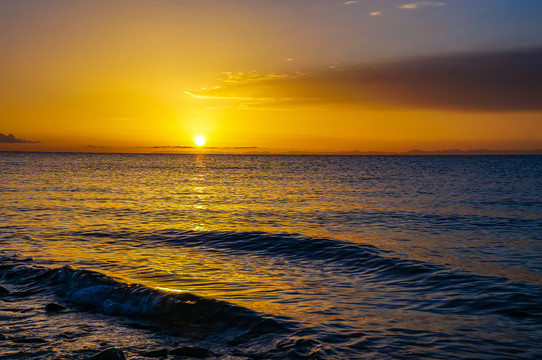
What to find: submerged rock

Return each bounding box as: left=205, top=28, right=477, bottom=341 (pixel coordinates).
left=169, top=346, right=215, bottom=358
left=141, top=348, right=169, bottom=357
left=88, top=347, right=126, bottom=360
left=45, top=303, right=66, bottom=312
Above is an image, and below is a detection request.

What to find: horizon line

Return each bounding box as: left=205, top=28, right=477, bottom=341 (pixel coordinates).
left=1, top=149, right=542, bottom=156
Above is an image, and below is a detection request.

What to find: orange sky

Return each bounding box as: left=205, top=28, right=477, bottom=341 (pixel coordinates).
left=1, top=0, right=541, bottom=153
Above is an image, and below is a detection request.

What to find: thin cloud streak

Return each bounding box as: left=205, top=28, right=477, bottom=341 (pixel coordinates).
left=399, top=1, right=445, bottom=9
left=147, top=146, right=259, bottom=150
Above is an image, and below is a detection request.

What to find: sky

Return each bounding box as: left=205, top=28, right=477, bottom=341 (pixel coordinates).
left=1, top=0, right=542, bottom=153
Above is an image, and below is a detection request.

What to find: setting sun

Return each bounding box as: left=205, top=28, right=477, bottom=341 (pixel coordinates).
left=194, top=136, right=206, bottom=147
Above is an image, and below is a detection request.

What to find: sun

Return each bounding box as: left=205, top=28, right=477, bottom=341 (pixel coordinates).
left=194, top=136, right=206, bottom=147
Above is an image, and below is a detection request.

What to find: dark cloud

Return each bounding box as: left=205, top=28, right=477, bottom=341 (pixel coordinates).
left=211, top=147, right=259, bottom=149
left=0, top=133, right=39, bottom=143
left=149, top=146, right=195, bottom=149
left=149, top=146, right=258, bottom=149
left=192, top=47, right=542, bottom=112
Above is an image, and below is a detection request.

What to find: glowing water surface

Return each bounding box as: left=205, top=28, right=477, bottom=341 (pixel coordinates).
left=1, top=152, right=541, bottom=359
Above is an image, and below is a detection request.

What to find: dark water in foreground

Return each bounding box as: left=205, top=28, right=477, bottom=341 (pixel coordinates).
left=1, top=152, right=541, bottom=359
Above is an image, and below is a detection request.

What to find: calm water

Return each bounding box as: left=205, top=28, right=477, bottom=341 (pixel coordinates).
left=1, top=152, right=541, bottom=359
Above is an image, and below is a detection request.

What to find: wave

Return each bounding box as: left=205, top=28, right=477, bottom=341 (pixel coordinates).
left=4, top=228, right=542, bottom=328
left=2, top=226, right=542, bottom=359
left=68, top=229, right=542, bottom=321
left=72, top=229, right=430, bottom=273
left=0, top=256, right=292, bottom=342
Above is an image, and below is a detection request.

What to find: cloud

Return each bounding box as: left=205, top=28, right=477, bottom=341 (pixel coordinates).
left=147, top=146, right=258, bottom=150
left=399, top=1, right=445, bottom=9
left=0, top=133, right=39, bottom=143
left=343, top=1, right=357, bottom=5
left=370, top=11, right=382, bottom=16
left=219, top=71, right=288, bottom=84
left=188, top=48, right=542, bottom=112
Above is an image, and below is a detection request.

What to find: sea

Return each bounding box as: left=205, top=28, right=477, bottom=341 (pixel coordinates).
left=1, top=152, right=541, bottom=359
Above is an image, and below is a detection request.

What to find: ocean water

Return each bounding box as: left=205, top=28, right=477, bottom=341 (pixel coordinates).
left=1, top=152, right=541, bottom=359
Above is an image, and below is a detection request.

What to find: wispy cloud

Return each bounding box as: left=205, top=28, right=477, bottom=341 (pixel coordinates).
left=370, top=11, right=382, bottom=16
left=0, top=133, right=39, bottom=143
left=185, top=71, right=296, bottom=110
left=399, top=1, right=445, bottom=9
left=220, top=71, right=288, bottom=84
left=185, top=91, right=290, bottom=109
left=188, top=48, right=542, bottom=112
left=343, top=1, right=357, bottom=5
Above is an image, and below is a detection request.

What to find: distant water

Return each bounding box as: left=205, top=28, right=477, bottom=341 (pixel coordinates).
left=1, top=152, right=541, bottom=359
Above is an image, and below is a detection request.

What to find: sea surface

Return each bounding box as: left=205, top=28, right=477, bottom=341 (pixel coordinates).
left=1, top=152, right=541, bottom=359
